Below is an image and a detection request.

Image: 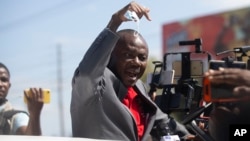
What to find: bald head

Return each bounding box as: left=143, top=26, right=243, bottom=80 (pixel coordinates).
left=116, top=29, right=148, bottom=48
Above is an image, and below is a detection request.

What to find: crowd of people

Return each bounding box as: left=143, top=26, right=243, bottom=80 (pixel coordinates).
left=1, top=1, right=250, bottom=141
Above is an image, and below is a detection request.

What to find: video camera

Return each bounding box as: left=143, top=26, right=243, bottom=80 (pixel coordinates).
left=149, top=37, right=250, bottom=140
left=149, top=38, right=212, bottom=114
left=149, top=38, right=215, bottom=141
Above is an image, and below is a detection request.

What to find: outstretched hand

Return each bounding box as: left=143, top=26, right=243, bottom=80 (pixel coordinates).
left=107, top=1, right=151, bottom=32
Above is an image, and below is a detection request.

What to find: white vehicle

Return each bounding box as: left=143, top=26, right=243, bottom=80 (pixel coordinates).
left=0, top=135, right=119, bottom=141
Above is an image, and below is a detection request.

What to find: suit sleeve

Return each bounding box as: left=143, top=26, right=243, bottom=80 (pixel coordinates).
left=70, top=28, right=119, bottom=137
left=77, top=28, right=119, bottom=79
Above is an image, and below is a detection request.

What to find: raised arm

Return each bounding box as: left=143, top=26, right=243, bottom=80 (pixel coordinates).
left=77, top=1, right=151, bottom=80
left=16, top=88, right=44, bottom=135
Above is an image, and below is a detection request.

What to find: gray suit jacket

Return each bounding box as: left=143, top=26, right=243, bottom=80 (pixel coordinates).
left=70, top=28, right=190, bottom=141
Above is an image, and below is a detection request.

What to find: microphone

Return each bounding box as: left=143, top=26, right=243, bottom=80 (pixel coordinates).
left=216, top=46, right=250, bottom=56
left=179, top=38, right=202, bottom=53
left=179, top=38, right=202, bottom=46
left=234, top=46, right=250, bottom=53
left=216, top=50, right=234, bottom=56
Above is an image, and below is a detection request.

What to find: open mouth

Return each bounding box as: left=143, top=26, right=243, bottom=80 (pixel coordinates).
left=127, top=72, right=137, bottom=80
left=125, top=69, right=140, bottom=81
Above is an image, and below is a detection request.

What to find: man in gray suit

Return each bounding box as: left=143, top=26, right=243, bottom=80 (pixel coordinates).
left=70, top=1, right=194, bottom=141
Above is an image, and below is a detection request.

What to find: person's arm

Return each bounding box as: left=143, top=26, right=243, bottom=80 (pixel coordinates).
left=106, top=1, right=151, bottom=32
left=76, top=1, right=151, bottom=82
left=16, top=88, right=44, bottom=135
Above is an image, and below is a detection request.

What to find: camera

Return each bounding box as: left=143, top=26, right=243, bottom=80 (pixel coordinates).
left=203, top=59, right=247, bottom=102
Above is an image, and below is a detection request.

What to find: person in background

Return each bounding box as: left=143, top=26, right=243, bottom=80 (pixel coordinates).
left=70, top=1, right=194, bottom=141
left=205, top=67, right=250, bottom=141
left=0, top=62, right=44, bottom=135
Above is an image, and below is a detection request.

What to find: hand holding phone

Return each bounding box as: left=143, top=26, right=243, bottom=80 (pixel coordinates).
left=24, top=88, right=50, bottom=104
left=203, top=60, right=247, bottom=102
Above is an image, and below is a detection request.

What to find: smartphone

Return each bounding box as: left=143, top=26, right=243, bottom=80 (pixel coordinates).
left=24, top=89, right=50, bottom=104
left=203, top=76, right=238, bottom=102
left=203, top=60, right=247, bottom=102
left=158, top=70, right=175, bottom=85
left=172, top=60, right=203, bottom=76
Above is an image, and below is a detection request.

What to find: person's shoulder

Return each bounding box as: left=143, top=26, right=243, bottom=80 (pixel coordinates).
left=11, top=110, right=29, bottom=129
left=12, top=111, right=29, bottom=120
left=4, top=109, right=29, bottom=120
left=0, top=101, right=28, bottom=120
left=0, top=101, right=14, bottom=112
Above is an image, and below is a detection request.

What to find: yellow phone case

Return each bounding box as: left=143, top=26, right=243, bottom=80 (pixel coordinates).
left=24, top=89, right=50, bottom=104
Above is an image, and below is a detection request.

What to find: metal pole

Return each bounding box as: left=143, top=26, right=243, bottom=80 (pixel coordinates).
left=57, top=44, right=65, bottom=136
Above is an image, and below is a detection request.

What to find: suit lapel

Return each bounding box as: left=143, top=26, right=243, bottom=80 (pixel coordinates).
left=134, top=81, right=159, bottom=141
left=116, top=82, right=128, bottom=101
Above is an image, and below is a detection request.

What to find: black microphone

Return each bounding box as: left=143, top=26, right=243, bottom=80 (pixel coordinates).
left=179, top=38, right=202, bottom=53
left=216, top=46, right=250, bottom=56
left=179, top=38, right=202, bottom=46
left=234, top=46, right=250, bottom=53
left=242, top=46, right=250, bottom=52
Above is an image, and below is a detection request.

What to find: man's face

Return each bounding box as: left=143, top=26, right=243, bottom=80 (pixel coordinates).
left=0, top=67, right=11, bottom=101
left=112, top=35, right=148, bottom=87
